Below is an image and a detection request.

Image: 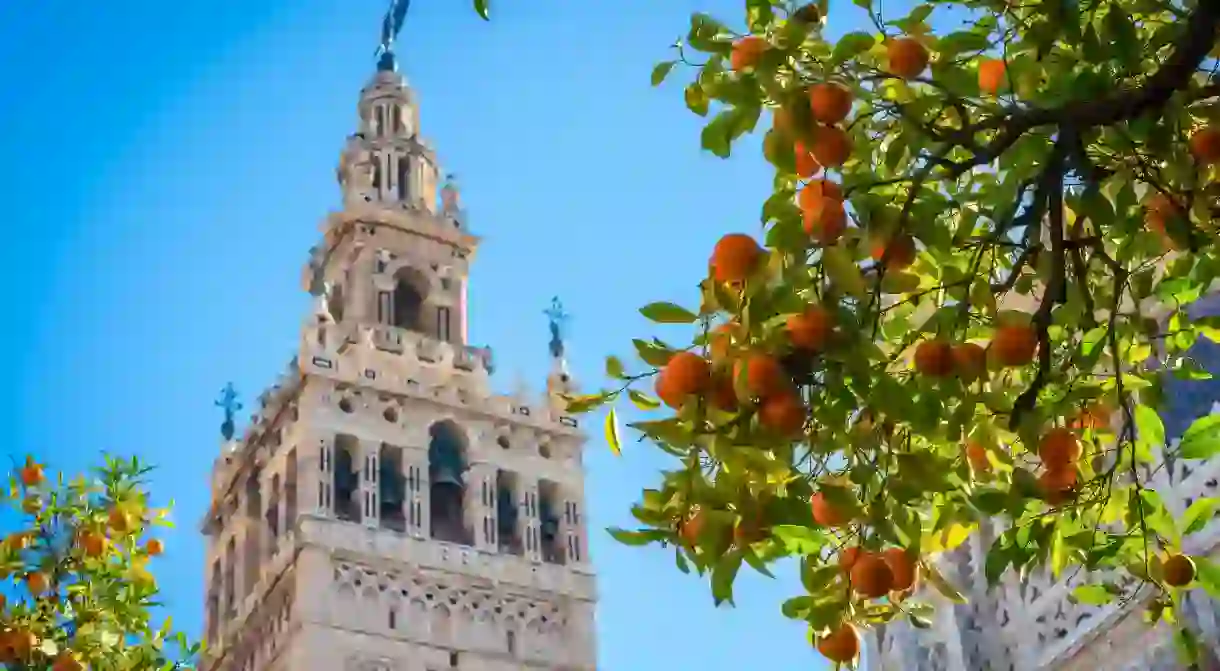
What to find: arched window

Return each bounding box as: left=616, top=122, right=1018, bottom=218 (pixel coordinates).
left=428, top=421, right=469, bottom=545
left=496, top=470, right=521, bottom=555
left=392, top=267, right=428, bottom=333
left=379, top=444, right=406, bottom=531
left=334, top=434, right=360, bottom=522
left=397, top=155, right=410, bottom=201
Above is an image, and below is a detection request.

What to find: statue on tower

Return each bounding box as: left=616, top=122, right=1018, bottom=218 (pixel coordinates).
left=376, top=0, right=412, bottom=71
left=544, top=296, right=569, bottom=361
left=214, top=382, right=243, bottom=442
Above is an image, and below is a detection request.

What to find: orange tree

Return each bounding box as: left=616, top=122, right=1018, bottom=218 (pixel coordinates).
left=0, top=455, right=199, bottom=669
left=469, top=0, right=1220, bottom=666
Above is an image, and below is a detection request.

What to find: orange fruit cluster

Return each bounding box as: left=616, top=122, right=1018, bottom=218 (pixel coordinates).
left=1037, top=427, right=1081, bottom=503
left=912, top=339, right=987, bottom=380
left=800, top=178, right=847, bottom=245
left=839, top=545, right=920, bottom=597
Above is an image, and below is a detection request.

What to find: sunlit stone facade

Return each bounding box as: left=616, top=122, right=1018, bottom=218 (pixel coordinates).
left=199, top=56, right=597, bottom=671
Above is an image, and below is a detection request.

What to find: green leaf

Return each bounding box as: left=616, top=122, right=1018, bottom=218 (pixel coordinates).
left=639, top=302, right=698, bottom=324
left=1196, top=557, right=1220, bottom=601
left=605, top=407, right=623, bottom=456
left=566, top=393, right=611, bottom=413
left=1181, top=497, right=1218, bottom=536
left=832, top=32, right=875, bottom=63
left=607, top=527, right=666, bottom=546
left=937, top=30, right=990, bottom=56
left=684, top=83, right=710, bottom=116
left=633, top=338, right=675, bottom=367
left=1179, top=414, right=1220, bottom=459
left=711, top=551, right=742, bottom=606
left=701, top=110, right=736, bottom=158
left=651, top=61, right=677, bottom=86
left=772, top=525, right=830, bottom=555
left=472, top=0, right=490, bottom=20
left=1071, top=584, right=1115, bottom=606
left=922, top=560, right=966, bottom=603
left=1134, top=403, right=1165, bottom=449
left=627, top=388, right=661, bottom=411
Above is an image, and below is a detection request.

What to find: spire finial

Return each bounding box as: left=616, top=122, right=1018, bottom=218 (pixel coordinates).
left=544, top=296, right=570, bottom=361
left=214, top=383, right=243, bottom=442
left=376, top=0, right=412, bottom=70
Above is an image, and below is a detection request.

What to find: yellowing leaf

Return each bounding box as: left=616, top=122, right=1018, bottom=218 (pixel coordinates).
left=605, top=408, right=623, bottom=457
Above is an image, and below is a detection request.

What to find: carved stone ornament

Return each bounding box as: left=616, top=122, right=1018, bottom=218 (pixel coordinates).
left=345, top=654, right=396, bottom=671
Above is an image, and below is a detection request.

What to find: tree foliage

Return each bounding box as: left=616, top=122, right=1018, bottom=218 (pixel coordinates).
left=543, top=0, right=1220, bottom=666
left=0, top=455, right=199, bottom=670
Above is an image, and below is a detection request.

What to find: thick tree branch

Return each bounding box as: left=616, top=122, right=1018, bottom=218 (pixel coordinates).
left=945, top=1, right=1220, bottom=178
left=1010, top=139, right=1069, bottom=430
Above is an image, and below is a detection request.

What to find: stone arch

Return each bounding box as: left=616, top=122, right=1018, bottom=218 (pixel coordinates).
left=391, top=266, right=433, bottom=334
left=428, top=420, right=470, bottom=545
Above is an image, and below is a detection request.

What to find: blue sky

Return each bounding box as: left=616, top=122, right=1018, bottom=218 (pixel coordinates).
left=0, top=1, right=898, bottom=667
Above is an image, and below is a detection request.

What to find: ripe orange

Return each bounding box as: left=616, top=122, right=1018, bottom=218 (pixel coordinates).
left=730, top=35, right=768, bottom=72
left=710, top=233, right=763, bottom=284
left=679, top=507, right=705, bottom=546
left=794, top=141, right=821, bottom=178
left=656, top=352, right=712, bottom=409
left=1038, top=427, right=1081, bottom=468
left=1039, top=465, right=1077, bottom=495
left=882, top=547, right=919, bottom=591
left=52, top=652, right=83, bottom=671
left=992, top=323, right=1037, bottom=366
left=811, top=491, right=850, bottom=527
left=733, top=516, right=765, bottom=546
left=1189, top=126, right=1220, bottom=164
left=817, top=622, right=861, bottom=663
left=1163, top=553, right=1197, bottom=587
left=808, top=82, right=853, bottom=124
left=870, top=234, right=916, bottom=270
left=887, top=38, right=929, bottom=79
left=18, top=462, right=44, bottom=487
left=838, top=546, right=864, bottom=573
left=966, top=441, right=990, bottom=472
left=108, top=507, right=134, bottom=535
left=914, top=340, right=954, bottom=377
left=810, top=125, right=852, bottom=168
left=146, top=538, right=165, bottom=556
left=24, top=572, right=48, bottom=595
left=978, top=59, right=1006, bottom=95
left=786, top=305, right=834, bottom=351
left=735, top=353, right=788, bottom=400
left=850, top=552, right=895, bottom=598
left=708, top=373, right=739, bottom=412
left=81, top=532, right=108, bottom=558
left=1069, top=404, right=1111, bottom=431
left=952, top=342, right=987, bottom=382
left=800, top=179, right=844, bottom=205
left=802, top=196, right=847, bottom=245
left=759, top=391, right=807, bottom=437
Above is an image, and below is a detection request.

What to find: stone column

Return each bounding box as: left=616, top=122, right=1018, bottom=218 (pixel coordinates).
left=360, top=439, right=380, bottom=528
left=309, top=434, right=334, bottom=517
left=403, top=447, right=428, bottom=537
left=521, top=479, right=541, bottom=563
left=464, top=463, right=496, bottom=551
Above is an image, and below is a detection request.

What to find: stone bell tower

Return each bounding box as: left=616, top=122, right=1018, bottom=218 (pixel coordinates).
left=198, top=29, right=597, bottom=671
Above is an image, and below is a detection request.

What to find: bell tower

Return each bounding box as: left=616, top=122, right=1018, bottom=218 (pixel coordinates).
left=198, top=6, right=598, bottom=670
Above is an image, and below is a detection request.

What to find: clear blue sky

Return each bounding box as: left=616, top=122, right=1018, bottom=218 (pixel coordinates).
left=0, top=0, right=892, bottom=667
